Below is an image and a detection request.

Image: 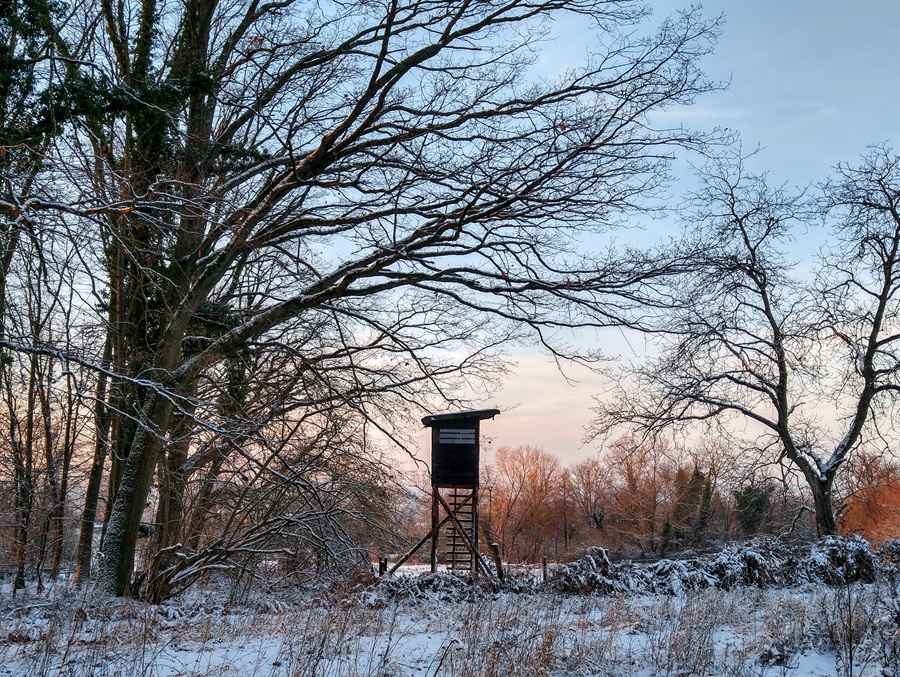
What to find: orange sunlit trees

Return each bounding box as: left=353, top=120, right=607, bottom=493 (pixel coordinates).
left=583, top=435, right=727, bottom=557
left=602, top=436, right=664, bottom=557
left=839, top=452, right=900, bottom=541
left=482, top=445, right=566, bottom=563
left=568, top=456, right=611, bottom=547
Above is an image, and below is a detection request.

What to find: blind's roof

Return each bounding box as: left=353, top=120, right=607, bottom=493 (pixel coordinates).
left=421, top=408, right=501, bottom=427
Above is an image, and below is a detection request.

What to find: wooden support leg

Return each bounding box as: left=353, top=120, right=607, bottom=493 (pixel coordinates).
left=430, top=489, right=439, bottom=573
left=472, top=488, right=479, bottom=578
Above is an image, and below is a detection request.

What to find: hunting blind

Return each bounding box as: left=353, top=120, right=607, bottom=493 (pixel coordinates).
left=389, top=408, right=499, bottom=577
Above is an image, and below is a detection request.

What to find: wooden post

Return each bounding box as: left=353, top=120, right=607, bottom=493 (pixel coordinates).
left=542, top=556, right=548, bottom=582
left=471, top=487, right=479, bottom=578
left=430, top=488, right=439, bottom=573
left=491, top=542, right=504, bottom=585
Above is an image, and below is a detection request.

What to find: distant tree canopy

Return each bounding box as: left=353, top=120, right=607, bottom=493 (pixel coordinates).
left=0, top=0, right=722, bottom=597
left=473, top=436, right=816, bottom=563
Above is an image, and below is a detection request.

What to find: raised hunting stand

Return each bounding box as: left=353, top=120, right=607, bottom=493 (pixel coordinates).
left=388, top=408, right=499, bottom=577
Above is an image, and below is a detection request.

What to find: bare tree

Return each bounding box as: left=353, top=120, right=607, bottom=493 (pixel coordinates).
left=0, top=220, right=87, bottom=589
left=569, top=456, right=610, bottom=532
left=592, top=147, right=900, bottom=537
left=4, top=0, right=722, bottom=595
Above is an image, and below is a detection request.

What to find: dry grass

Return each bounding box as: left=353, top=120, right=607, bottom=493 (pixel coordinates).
left=1, top=577, right=899, bottom=676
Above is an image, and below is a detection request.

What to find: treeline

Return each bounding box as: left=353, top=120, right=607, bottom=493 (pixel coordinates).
left=458, top=440, right=900, bottom=564
left=0, top=355, right=401, bottom=595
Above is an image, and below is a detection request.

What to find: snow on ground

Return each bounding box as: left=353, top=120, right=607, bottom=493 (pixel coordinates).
left=1, top=538, right=899, bottom=676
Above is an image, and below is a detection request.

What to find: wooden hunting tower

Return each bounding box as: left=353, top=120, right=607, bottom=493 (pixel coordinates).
left=389, top=408, right=499, bottom=576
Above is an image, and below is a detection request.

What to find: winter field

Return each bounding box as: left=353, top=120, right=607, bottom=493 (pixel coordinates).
left=2, top=538, right=899, bottom=677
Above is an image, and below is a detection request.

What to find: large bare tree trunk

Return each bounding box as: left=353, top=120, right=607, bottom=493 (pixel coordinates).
left=100, top=396, right=175, bottom=595
left=147, top=385, right=198, bottom=601
left=809, top=474, right=838, bottom=537
left=51, top=375, right=76, bottom=581
left=35, top=367, right=58, bottom=591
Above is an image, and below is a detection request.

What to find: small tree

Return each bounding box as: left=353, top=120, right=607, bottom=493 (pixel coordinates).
left=569, top=457, right=610, bottom=533
left=733, top=481, right=773, bottom=536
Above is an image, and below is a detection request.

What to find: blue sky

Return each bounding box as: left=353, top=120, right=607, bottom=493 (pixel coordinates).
left=421, top=1, right=900, bottom=466
left=662, top=0, right=900, bottom=185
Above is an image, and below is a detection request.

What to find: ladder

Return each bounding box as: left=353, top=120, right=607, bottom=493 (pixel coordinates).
left=444, top=488, right=476, bottom=572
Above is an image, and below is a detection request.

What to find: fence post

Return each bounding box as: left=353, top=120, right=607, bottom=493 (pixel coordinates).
left=490, top=542, right=504, bottom=585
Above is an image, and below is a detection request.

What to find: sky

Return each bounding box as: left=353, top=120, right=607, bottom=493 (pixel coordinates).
left=416, top=1, right=900, bottom=467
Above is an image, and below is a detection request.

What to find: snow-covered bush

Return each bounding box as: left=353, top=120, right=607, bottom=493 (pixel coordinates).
left=804, top=535, right=877, bottom=585
left=550, top=536, right=885, bottom=596
left=646, top=558, right=717, bottom=595
left=355, top=572, right=493, bottom=606
left=551, top=547, right=627, bottom=595
left=709, top=537, right=795, bottom=589
left=877, top=539, right=900, bottom=572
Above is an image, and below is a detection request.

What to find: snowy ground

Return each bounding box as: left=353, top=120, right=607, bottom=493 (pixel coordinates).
left=1, top=574, right=898, bottom=676
left=2, top=537, right=898, bottom=676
